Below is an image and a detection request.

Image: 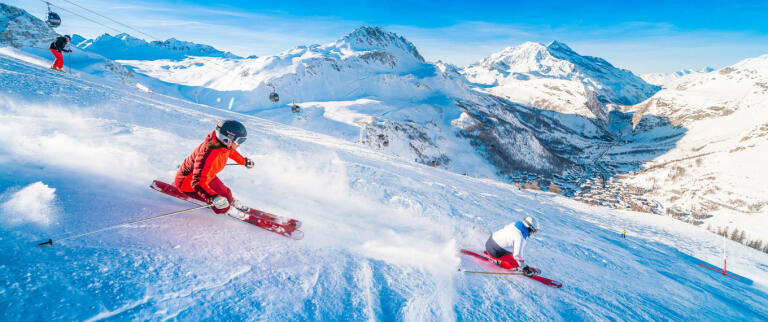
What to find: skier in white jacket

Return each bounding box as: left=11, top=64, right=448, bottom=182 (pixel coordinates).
left=484, top=216, right=540, bottom=276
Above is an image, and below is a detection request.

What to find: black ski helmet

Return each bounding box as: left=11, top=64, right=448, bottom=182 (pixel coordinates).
left=215, top=120, right=247, bottom=148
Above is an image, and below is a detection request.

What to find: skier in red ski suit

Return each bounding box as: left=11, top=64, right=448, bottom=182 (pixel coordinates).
left=174, top=120, right=255, bottom=216
left=49, top=35, right=72, bottom=72
left=484, top=216, right=540, bottom=277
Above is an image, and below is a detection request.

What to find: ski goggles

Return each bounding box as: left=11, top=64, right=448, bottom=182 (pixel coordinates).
left=224, top=136, right=247, bottom=145
left=218, top=133, right=247, bottom=145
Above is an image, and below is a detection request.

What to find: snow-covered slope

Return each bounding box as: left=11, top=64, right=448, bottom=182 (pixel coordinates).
left=75, top=33, right=241, bottom=60
left=612, top=56, right=768, bottom=241
left=641, top=67, right=715, bottom=87
left=2, top=43, right=767, bottom=321
left=462, top=41, right=659, bottom=123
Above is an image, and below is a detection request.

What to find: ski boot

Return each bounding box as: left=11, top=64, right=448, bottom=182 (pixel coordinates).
left=226, top=201, right=249, bottom=220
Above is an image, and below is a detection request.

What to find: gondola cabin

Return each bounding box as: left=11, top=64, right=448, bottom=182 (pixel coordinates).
left=47, top=12, right=61, bottom=28
left=45, top=2, right=61, bottom=28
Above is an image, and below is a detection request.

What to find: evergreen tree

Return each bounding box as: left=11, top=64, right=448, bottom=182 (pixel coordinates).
left=729, top=227, right=740, bottom=241
left=737, top=230, right=746, bottom=243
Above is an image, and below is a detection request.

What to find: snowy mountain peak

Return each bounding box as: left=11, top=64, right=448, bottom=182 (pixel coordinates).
left=467, top=40, right=651, bottom=88
left=731, top=53, right=768, bottom=72
left=471, top=41, right=592, bottom=75
left=74, top=32, right=241, bottom=61
left=462, top=40, right=659, bottom=121
left=470, top=41, right=552, bottom=73
left=505, top=41, right=545, bottom=54
left=152, top=37, right=234, bottom=57
left=546, top=40, right=573, bottom=52
left=78, top=32, right=143, bottom=48
left=513, top=41, right=545, bottom=50
left=115, top=33, right=135, bottom=41
left=336, top=26, right=425, bottom=62
left=633, top=54, right=768, bottom=127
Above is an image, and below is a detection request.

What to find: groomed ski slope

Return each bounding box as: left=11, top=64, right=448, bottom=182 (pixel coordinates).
left=1, top=51, right=767, bottom=321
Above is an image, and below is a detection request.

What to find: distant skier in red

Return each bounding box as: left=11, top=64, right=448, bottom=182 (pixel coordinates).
left=484, top=216, right=540, bottom=277
left=175, top=120, right=255, bottom=217
left=49, top=35, right=72, bottom=72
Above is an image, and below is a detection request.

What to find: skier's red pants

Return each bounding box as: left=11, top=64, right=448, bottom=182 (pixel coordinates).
left=485, top=251, right=521, bottom=270
left=497, top=254, right=521, bottom=270
left=50, top=49, right=63, bottom=69
left=179, top=176, right=233, bottom=214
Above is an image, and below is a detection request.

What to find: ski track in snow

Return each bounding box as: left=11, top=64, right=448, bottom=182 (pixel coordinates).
left=1, top=49, right=768, bottom=320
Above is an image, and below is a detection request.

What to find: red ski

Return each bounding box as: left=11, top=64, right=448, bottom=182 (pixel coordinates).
left=150, top=180, right=303, bottom=240
left=460, top=249, right=562, bottom=288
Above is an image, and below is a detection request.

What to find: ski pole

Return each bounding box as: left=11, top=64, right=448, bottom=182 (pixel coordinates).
left=38, top=204, right=213, bottom=246
left=67, top=51, right=70, bottom=73
left=472, top=226, right=491, bottom=236
left=458, top=268, right=523, bottom=276
left=182, top=163, right=239, bottom=168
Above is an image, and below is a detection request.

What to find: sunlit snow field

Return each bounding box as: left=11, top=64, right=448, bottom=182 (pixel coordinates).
left=1, top=51, right=767, bottom=320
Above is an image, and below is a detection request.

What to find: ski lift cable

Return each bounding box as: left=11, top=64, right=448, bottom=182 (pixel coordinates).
left=38, top=0, right=123, bottom=35
left=39, top=0, right=235, bottom=76
left=57, top=0, right=162, bottom=41
left=45, top=2, right=61, bottom=27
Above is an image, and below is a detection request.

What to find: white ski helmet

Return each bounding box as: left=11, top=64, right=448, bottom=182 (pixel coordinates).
left=523, top=216, right=540, bottom=233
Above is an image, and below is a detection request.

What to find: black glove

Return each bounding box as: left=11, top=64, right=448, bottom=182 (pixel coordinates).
left=522, top=265, right=534, bottom=277
left=64, top=49, right=72, bottom=53
left=244, top=158, right=255, bottom=169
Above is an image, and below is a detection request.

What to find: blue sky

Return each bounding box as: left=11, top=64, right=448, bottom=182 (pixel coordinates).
left=8, top=0, right=768, bottom=73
